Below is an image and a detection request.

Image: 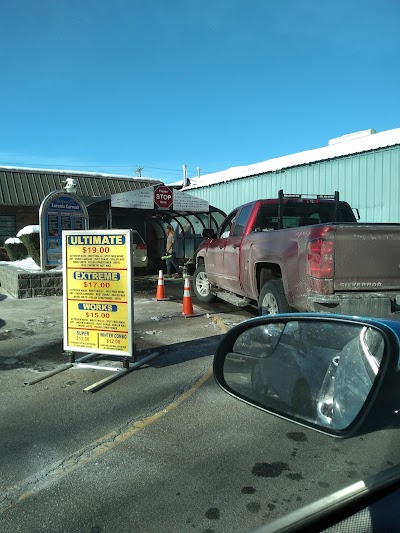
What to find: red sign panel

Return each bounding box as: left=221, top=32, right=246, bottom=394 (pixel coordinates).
left=154, top=185, right=173, bottom=209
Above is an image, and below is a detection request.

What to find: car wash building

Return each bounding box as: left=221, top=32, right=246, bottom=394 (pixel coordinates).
left=182, top=128, right=400, bottom=223
left=0, top=166, right=226, bottom=274
left=0, top=167, right=164, bottom=241
left=109, top=184, right=226, bottom=272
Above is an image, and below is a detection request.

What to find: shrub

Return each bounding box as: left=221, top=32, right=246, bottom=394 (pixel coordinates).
left=4, top=238, right=28, bottom=261
left=19, top=233, right=41, bottom=267
left=0, top=247, right=10, bottom=261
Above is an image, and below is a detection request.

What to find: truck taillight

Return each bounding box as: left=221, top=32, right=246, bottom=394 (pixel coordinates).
left=308, top=238, right=333, bottom=278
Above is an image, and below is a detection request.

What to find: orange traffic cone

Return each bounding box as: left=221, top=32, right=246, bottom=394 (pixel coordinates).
left=182, top=277, right=198, bottom=317
left=155, top=270, right=170, bottom=301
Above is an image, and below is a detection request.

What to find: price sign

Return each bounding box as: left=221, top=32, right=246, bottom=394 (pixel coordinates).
left=62, top=230, right=133, bottom=357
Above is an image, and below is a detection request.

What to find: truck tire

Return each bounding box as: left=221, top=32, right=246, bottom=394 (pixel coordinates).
left=291, top=380, right=314, bottom=418
left=258, top=279, right=290, bottom=315
left=192, top=265, right=216, bottom=303
left=251, top=362, right=269, bottom=402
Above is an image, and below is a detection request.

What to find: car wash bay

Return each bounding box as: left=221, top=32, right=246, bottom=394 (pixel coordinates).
left=85, top=184, right=226, bottom=274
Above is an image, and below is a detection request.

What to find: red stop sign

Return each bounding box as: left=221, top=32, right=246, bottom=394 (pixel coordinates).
left=154, top=185, right=173, bottom=209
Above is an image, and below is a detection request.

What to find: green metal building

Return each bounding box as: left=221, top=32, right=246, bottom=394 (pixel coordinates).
left=182, top=128, right=400, bottom=223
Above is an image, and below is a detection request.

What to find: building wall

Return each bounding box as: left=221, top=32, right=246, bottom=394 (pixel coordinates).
left=0, top=205, right=38, bottom=244
left=188, top=145, right=400, bottom=223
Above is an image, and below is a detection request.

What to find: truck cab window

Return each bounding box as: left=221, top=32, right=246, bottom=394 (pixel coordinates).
left=233, top=205, right=253, bottom=237
left=253, top=205, right=279, bottom=232
left=219, top=210, right=238, bottom=238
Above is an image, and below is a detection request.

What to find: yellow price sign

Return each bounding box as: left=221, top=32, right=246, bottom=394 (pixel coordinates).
left=63, top=230, right=133, bottom=356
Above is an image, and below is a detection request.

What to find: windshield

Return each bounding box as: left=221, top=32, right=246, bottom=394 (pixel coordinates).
left=255, top=201, right=357, bottom=230
left=0, top=1, right=399, bottom=533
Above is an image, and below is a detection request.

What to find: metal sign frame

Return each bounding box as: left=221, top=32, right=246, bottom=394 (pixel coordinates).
left=24, top=228, right=163, bottom=393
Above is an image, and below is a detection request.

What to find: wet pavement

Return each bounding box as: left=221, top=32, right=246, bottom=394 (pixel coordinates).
left=0, top=274, right=254, bottom=373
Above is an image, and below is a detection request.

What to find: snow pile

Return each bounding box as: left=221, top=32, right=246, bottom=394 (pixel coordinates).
left=0, top=257, right=40, bottom=271
left=4, top=237, right=22, bottom=244
left=17, top=225, right=39, bottom=237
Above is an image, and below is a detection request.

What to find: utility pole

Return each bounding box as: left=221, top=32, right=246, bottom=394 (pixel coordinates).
left=135, top=166, right=144, bottom=177
left=183, top=164, right=188, bottom=187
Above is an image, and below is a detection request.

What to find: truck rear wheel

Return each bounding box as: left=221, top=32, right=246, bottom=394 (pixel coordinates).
left=192, top=265, right=216, bottom=303
left=291, top=380, right=314, bottom=417
left=251, top=362, right=269, bottom=402
left=258, top=279, right=290, bottom=315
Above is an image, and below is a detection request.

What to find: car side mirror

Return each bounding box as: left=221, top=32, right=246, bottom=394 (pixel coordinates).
left=213, top=314, right=400, bottom=437
left=202, top=228, right=216, bottom=239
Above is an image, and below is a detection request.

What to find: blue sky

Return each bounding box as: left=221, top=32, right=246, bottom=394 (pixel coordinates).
left=0, top=0, right=399, bottom=184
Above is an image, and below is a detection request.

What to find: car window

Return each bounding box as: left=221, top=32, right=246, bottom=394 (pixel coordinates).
left=219, top=210, right=238, bottom=238
left=232, top=204, right=253, bottom=237
left=1, top=2, right=398, bottom=532
left=131, top=231, right=145, bottom=245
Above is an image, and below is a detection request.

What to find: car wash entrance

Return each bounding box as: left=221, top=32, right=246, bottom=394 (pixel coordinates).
left=108, top=185, right=226, bottom=274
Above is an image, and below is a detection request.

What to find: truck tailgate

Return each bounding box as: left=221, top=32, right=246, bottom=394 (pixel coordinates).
left=333, top=224, right=400, bottom=291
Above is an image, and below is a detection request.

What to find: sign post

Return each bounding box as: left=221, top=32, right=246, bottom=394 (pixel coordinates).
left=24, top=228, right=163, bottom=392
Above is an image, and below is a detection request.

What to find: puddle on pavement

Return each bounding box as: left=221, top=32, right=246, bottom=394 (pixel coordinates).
left=0, top=328, right=35, bottom=341
left=0, top=340, right=64, bottom=371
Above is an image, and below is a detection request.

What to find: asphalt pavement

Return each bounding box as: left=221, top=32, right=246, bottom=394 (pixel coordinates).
left=2, top=276, right=400, bottom=533
left=0, top=274, right=249, bottom=373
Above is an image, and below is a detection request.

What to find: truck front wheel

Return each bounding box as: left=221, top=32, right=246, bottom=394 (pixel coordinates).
left=192, top=265, right=216, bottom=303
left=258, top=279, right=290, bottom=315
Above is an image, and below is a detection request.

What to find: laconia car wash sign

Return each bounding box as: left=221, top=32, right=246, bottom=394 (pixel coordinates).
left=40, top=191, right=89, bottom=270
left=62, top=230, right=134, bottom=357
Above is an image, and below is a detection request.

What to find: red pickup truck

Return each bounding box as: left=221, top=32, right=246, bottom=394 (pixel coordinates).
left=192, top=191, right=400, bottom=319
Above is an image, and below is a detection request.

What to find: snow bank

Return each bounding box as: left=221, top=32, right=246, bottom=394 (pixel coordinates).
left=0, top=257, right=40, bottom=271
left=17, top=225, right=40, bottom=237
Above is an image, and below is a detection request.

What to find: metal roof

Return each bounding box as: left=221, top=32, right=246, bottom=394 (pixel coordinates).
left=184, top=127, right=400, bottom=190
left=0, top=167, right=162, bottom=206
